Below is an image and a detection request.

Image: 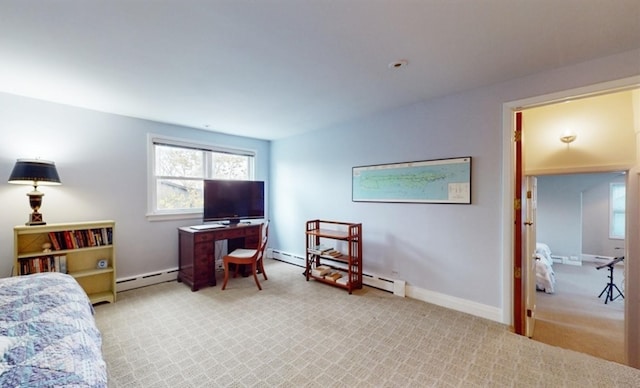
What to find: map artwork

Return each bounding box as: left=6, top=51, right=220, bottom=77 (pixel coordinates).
left=352, top=157, right=471, bottom=204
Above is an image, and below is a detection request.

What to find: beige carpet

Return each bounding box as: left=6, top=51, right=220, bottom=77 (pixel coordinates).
left=533, top=262, right=625, bottom=364
left=94, top=259, right=640, bottom=387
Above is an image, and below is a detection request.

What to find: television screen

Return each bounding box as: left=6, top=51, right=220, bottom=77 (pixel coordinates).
left=203, top=179, right=265, bottom=224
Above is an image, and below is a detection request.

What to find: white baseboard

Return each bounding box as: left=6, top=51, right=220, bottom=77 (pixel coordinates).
left=116, top=250, right=502, bottom=323
left=362, top=273, right=406, bottom=297
left=582, top=254, right=624, bottom=266
left=551, top=255, right=582, bottom=266
left=269, top=249, right=500, bottom=321
left=406, top=286, right=502, bottom=323
left=566, top=255, right=582, bottom=266
left=268, top=248, right=305, bottom=265
left=269, top=248, right=406, bottom=297
left=116, top=268, right=178, bottom=292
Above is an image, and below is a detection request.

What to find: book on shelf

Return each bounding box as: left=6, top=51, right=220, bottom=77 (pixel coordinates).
left=58, top=255, right=67, bottom=274
left=324, top=272, right=343, bottom=282
left=308, top=244, right=332, bottom=255
left=55, top=232, right=66, bottom=249
left=336, top=275, right=348, bottom=285
left=75, top=230, right=85, bottom=248
left=311, top=265, right=331, bottom=277
left=48, top=232, right=62, bottom=251
left=47, top=228, right=113, bottom=250
left=19, top=255, right=67, bottom=275
left=323, top=249, right=342, bottom=258
left=86, top=229, right=96, bottom=247
left=91, top=229, right=103, bottom=245
left=63, top=231, right=75, bottom=250
left=102, top=228, right=110, bottom=244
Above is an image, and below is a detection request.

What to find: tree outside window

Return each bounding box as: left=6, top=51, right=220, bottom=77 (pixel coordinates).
left=150, top=139, right=254, bottom=215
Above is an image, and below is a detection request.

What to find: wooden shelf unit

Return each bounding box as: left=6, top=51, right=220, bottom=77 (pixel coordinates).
left=13, top=220, right=116, bottom=304
left=305, top=219, right=362, bottom=294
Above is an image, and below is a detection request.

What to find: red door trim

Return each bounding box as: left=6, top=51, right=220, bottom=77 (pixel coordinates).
left=513, top=111, right=524, bottom=335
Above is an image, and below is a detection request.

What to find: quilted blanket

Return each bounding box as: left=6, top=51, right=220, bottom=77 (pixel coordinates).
left=0, top=272, right=107, bottom=387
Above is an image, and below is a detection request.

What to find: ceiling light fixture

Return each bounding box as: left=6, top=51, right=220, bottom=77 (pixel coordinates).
left=388, top=60, right=408, bottom=69
left=560, top=130, right=577, bottom=144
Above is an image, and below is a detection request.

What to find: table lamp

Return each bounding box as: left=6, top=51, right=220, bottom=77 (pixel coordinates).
left=8, top=159, right=61, bottom=225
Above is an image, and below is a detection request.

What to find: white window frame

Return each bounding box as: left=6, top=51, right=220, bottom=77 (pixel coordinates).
left=146, top=134, right=256, bottom=221
left=609, top=182, right=625, bottom=240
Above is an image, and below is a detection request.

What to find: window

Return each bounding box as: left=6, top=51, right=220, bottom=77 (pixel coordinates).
left=609, top=182, right=625, bottom=239
left=148, top=135, right=255, bottom=220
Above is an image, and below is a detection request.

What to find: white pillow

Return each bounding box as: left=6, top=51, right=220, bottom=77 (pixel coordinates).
left=536, top=242, right=553, bottom=266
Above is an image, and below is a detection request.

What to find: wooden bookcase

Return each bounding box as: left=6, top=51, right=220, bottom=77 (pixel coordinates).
left=13, top=220, right=116, bottom=304
left=305, top=219, right=362, bottom=294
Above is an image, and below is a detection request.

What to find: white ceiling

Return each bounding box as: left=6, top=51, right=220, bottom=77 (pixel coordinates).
left=1, top=1, right=639, bottom=140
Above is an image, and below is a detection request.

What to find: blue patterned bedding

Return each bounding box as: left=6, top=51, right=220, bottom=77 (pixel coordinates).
left=0, top=272, right=107, bottom=387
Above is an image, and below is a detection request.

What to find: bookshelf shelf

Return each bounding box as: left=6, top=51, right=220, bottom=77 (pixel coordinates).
left=13, top=220, right=117, bottom=304
left=305, top=220, right=362, bottom=294
left=71, top=267, right=115, bottom=279
left=16, top=245, right=112, bottom=260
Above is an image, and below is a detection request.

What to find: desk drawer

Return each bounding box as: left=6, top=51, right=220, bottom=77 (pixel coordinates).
left=194, top=233, right=215, bottom=243
left=217, top=227, right=257, bottom=240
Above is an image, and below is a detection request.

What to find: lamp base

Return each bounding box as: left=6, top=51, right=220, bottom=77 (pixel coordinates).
left=25, top=190, right=46, bottom=226
left=26, top=212, right=46, bottom=226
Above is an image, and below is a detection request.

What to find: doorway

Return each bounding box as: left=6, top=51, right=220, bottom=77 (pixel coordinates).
left=502, top=76, right=640, bottom=367
left=531, top=172, right=626, bottom=363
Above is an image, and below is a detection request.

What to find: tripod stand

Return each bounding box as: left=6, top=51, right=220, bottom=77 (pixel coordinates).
left=596, top=256, right=624, bottom=304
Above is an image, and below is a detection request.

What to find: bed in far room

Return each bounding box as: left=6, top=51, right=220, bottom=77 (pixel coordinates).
left=0, top=272, right=107, bottom=387
left=535, top=242, right=556, bottom=294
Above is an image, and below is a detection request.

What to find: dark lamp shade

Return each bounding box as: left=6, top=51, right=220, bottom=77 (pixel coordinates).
left=8, top=159, right=62, bottom=185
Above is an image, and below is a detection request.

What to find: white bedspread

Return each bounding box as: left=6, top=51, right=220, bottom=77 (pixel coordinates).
left=535, top=242, right=555, bottom=293
left=0, top=272, right=107, bottom=387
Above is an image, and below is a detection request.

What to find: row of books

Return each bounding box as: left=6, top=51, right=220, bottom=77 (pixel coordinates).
left=308, top=244, right=332, bottom=255
left=308, top=245, right=343, bottom=258
left=48, top=227, right=113, bottom=251
left=311, top=265, right=348, bottom=285
left=18, top=255, right=67, bottom=275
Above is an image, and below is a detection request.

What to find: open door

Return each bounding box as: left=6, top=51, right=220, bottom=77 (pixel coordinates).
left=524, top=176, right=537, bottom=337
left=514, top=110, right=538, bottom=337
left=513, top=111, right=525, bottom=334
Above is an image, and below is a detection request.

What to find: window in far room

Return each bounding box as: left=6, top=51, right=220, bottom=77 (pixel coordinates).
left=147, top=135, right=255, bottom=220
left=609, top=182, right=625, bottom=239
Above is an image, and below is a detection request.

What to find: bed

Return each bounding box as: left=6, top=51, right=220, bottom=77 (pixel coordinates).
left=0, top=272, right=107, bottom=387
left=535, top=242, right=556, bottom=294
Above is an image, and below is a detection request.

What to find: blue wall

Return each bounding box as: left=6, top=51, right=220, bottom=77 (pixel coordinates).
left=0, top=48, right=637, bottom=323
left=269, top=49, right=640, bottom=318
left=0, top=94, right=270, bottom=278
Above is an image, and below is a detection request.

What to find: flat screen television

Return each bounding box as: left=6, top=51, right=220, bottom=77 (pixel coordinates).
left=203, top=179, right=265, bottom=225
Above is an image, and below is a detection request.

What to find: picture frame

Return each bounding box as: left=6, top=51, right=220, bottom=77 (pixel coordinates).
left=352, top=157, right=471, bottom=204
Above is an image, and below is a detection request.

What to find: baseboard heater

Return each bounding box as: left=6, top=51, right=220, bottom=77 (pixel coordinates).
left=116, top=250, right=407, bottom=296
left=116, top=268, right=179, bottom=292
left=268, top=248, right=406, bottom=297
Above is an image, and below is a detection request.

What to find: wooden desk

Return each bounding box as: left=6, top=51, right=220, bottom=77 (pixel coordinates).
left=177, top=223, right=261, bottom=291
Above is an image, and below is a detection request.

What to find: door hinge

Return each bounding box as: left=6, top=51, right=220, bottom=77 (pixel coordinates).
left=526, top=190, right=532, bottom=199
left=514, top=130, right=522, bottom=142
left=514, top=198, right=521, bottom=210
left=514, top=267, right=521, bottom=279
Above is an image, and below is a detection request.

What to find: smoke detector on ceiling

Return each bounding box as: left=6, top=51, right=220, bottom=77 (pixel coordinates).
left=388, top=60, right=408, bottom=69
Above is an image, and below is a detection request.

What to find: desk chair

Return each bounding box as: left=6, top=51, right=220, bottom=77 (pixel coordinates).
left=596, top=256, right=624, bottom=304
left=222, top=222, right=269, bottom=290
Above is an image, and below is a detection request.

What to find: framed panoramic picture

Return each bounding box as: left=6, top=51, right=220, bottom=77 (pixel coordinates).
left=352, top=157, right=471, bottom=204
